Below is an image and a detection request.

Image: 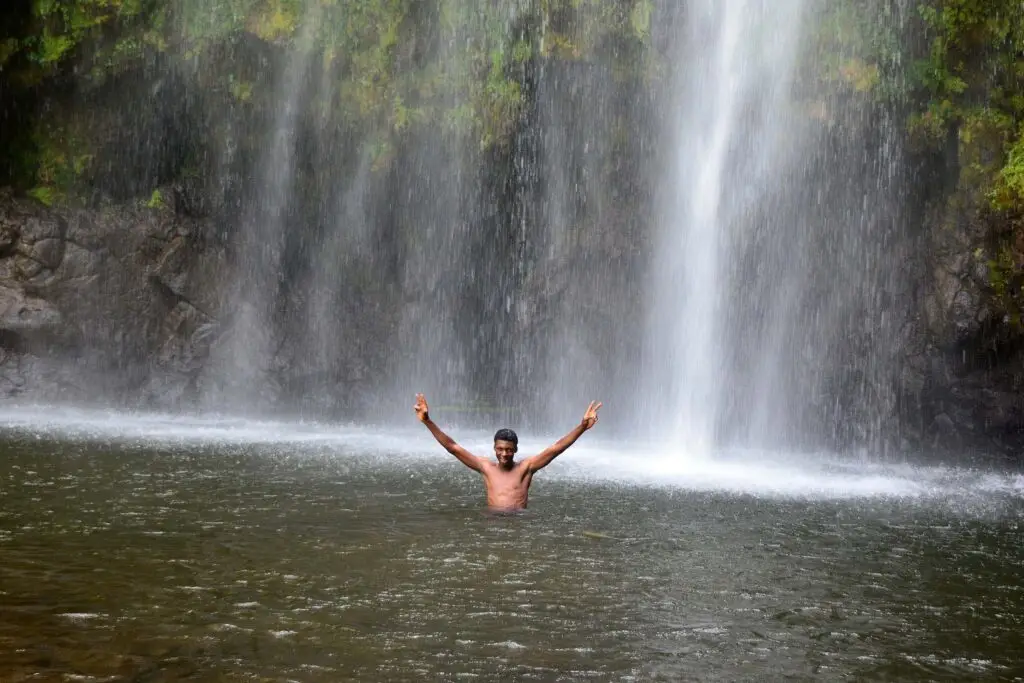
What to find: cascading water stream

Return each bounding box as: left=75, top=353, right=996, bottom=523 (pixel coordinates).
left=202, top=7, right=320, bottom=411
left=643, top=0, right=807, bottom=454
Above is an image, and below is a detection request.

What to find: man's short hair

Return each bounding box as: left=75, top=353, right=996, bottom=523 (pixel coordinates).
left=494, top=428, right=518, bottom=445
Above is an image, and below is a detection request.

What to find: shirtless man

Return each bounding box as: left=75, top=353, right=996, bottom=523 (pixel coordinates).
left=414, top=393, right=602, bottom=511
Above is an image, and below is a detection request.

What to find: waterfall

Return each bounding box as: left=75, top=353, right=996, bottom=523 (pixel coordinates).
left=642, top=0, right=808, bottom=452
left=10, top=0, right=908, bottom=451
left=173, top=0, right=906, bottom=451
left=638, top=0, right=911, bottom=454
left=200, top=7, right=320, bottom=411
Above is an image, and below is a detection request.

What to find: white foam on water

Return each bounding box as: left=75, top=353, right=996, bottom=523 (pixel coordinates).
left=57, top=612, right=105, bottom=621
left=546, top=440, right=1024, bottom=505
left=1, top=405, right=1021, bottom=504
left=0, top=404, right=418, bottom=450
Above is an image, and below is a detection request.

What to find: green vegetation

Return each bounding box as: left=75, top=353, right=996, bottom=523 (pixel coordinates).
left=145, top=188, right=165, bottom=209
left=987, top=244, right=1023, bottom=328
left=817, top=0, right=1024, bottom=328
left=23, top=0, right=165, bottom=77
left=26, top=185, right=58, bottom=206
left=991, top=127, right=1024, bottom=210
left=814, top=1, right=1024, bottom=160
left=810, top=0, right=907, bottom=103
left=908, top=0, right=1024, bottom=327
left=1, top=0, right=656, bottom=200
left=25, top=118, right=92, bottom=206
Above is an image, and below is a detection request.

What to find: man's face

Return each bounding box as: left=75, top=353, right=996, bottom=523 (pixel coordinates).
left=493, top=439, right=517, bottom=468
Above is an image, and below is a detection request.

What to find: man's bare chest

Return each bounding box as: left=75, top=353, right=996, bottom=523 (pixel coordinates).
left=482, top=465, right=532, bottom=490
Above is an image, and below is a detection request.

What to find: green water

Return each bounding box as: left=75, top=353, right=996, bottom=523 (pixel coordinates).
left=1, top=421, right=1023, bottom=682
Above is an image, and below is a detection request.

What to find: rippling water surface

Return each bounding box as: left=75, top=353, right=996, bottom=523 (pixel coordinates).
left=1, top=408, right=1023, bottom=681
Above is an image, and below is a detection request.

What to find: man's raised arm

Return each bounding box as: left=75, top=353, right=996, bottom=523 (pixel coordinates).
left=414, top=393, right=483, bottom=472
left=525, top=401, right=602, bottom=472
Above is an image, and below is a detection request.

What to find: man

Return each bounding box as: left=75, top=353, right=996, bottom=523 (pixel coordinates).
left=414, top=393, right=602, bottom=511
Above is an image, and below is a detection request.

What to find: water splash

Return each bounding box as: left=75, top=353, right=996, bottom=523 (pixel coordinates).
left=0, top=406, right=1020, bottom=508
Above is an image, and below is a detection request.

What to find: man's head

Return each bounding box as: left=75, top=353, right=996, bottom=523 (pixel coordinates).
left=493, top=428, right=518, bottom=468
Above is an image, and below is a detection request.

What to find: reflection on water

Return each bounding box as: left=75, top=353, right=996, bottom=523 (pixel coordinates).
left=1, top=411, right=1023, bottom=681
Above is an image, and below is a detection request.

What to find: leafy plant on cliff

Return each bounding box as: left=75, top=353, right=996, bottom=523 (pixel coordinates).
left=810, top=0, right=908, bottom=102
left=27, top=118, right=93, bottom=205
left=5, top=0, right=657, bottom=197
left=907, top=1, right=1024, bottom=328
left=991, top=129, right=1024, bottom=211
left=987, top=244, right=1024, bottom=328
left=985, top=128, right=1024, bottom=329
left=22, top=0, right=164, bottom=77
left=815, top=1, right=1024, bottom=333
left=909, top=0, right=1024, bottom=146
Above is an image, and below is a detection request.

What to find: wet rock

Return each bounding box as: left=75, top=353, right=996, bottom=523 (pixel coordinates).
left=18, top=211, right=64, bottom=243
left=931, top=412, right=956, bottom=435
left=148, top=233, right=225, bottom=316
left=0, top=172, right=1021, bottom=455
left=30, top=237, right=66, bottom=270
left=0, top=285, right=62, bottom=334
left=63, top=210, right=108, bottom=252
left=56, top=241, right=105, bottom=281
left=0, top=190, right=229, bottom=406
left=171, top=177, right=211, bottom=218
left=13, top=253, right=44, bottom=280
left=928, top=413, right=962, bottom=451
left=0, top=223, right=18, bottom=254
left=951, top=289, right=977, bottom=341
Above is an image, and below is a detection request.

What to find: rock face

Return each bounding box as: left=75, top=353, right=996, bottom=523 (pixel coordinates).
left=895, top=195, right=1024, bottom=457
left=0, top=189, right=227, bottom=408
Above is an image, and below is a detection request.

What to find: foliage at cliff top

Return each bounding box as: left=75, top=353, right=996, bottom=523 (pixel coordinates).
left=909, top=0, right=1024, bottom=326
left=2, top=0, right=655, bottom=198
left=788, top=0, right=1024, bottom=329
left=813, top=0, right=1023, bottom=164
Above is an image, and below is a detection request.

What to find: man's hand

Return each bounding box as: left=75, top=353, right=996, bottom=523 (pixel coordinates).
left=415, top=393, right=482, bottom=472
left=414, top=393, right=430, bottom=423
left=525, top=400, right=603, bottom=473
left=581, top=401, right=602, bottom=430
